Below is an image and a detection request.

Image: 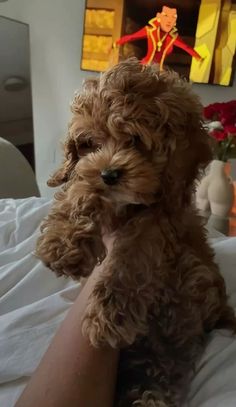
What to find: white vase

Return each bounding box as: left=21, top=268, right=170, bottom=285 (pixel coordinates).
left=208, top=160, right=234, bottom=217
left=196, top=170, right=211, bottom=216
left=196, top=160, right=234, bottom=234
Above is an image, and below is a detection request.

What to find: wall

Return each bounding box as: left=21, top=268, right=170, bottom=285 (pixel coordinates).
left=193, top=79, right=236, bottom=106
left=0, top=0, right=235, bottom=196
left=0, top=0, right=91, bottom=197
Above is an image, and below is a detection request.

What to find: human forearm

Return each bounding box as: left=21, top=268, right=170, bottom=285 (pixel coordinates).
left=175, top=37, right=202, bottom=60
left=15, top=265, right=119, bottom=407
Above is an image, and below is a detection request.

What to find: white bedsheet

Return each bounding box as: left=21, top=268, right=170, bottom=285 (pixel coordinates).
left=0, top=197, right=235, bottom=407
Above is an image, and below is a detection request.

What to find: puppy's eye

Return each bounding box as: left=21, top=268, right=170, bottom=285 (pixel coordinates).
left=126, top=136, right=139, bottom=147
left=129, top=135, right=141, bottom=148
left=80, top=139, right=93, bottom=149
left=132, top=135, right=140, bottom=145
left=78, top=139, right=96, bottom=156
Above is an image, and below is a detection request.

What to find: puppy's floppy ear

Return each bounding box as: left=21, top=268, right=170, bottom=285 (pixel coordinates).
left=186, top=120, right=212, bottom=180
left=48, top=78, right=100, bottom=188
left=156, top=72, right=213, bottom=209
left=47, top=135, right=78, bottom=187
left=166, top=112, right=212, bottom=189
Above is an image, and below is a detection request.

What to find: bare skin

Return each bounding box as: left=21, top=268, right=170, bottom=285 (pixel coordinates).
left=156, top=6, right=177, bottom=33
left=15, top=237, right=119, bottom=407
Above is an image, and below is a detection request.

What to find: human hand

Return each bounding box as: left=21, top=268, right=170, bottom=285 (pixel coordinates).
left=108, top=41, right=119, bottom=53
left=199, top=56, right=205, bottom=63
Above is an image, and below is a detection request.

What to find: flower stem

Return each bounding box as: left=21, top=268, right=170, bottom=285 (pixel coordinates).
left=221, top=136, right=233, bottom=162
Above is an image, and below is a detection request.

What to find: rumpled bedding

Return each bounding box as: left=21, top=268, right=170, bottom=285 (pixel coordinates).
left=0, top=197, right=235, bottom=406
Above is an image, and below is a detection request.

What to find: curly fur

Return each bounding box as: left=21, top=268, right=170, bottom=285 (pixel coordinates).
left=36, top=58, right=236, bottom=406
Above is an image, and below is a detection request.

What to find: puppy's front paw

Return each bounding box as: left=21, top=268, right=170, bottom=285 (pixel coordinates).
left=82, top=311, right=123, bottom=348
left=82, top=284, right=147, bottom=348
left=133, top=391, right=170, bottom=407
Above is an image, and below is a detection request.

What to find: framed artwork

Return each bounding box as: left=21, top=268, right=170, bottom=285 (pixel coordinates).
left=81, top=0, right=236, bottom=86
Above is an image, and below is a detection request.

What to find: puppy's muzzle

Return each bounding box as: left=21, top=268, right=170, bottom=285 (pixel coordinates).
left=101, top=168, right=122, bottom=185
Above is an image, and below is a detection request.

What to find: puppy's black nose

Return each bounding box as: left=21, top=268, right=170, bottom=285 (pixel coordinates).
left=101, top=169, right=121, bottom=185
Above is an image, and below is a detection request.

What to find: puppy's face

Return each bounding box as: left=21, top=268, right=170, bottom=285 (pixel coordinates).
left=67, top=124, right=162, bottom=206
left=49, top=59, right=211, bottom=209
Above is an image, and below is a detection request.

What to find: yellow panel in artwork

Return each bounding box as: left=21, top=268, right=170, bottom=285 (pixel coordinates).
left=218, top=9, right=236, bottom=85
left=81, top=59, right=109, bottom=71
left=189, top=43, right=211, bottom=83
left=220, top=67, right=232, bottom=86
left=189, top=0, right=221, bottom=83
left=227, top=10, right=236, bottom=54
left=83, top=34, right=112, bottom=54
left=85, top=9, right=115, bottom=30
left=81, top=7, right=115, bottom=72
left=81, top=34, right=113, bottom=72
left=197, top=4, right=220, bottom=37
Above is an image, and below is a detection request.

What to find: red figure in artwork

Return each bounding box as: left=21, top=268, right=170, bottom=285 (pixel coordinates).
left=115, top=6, right=203, bottom=69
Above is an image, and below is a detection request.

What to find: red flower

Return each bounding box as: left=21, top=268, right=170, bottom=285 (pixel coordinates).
left=225, top=125, right=236, bottom=134
left=210, top=129, right=228, bottom=141
left=204, top=100, right=236, bottom=124
left=220, top=111, right=236, bottom=125
left=227, top=100, right=236, bottom=109
left=204, top=103, right=221, bottom=120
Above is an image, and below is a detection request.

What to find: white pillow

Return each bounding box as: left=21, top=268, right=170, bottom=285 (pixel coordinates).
left=187, top=237, right=236, bottom=407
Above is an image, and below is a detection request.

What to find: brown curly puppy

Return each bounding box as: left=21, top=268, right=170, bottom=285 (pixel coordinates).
left=36, top=58, right=236, bottom=406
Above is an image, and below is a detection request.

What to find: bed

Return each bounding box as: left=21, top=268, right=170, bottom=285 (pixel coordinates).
left=0, top=197, right=236, bottom=407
